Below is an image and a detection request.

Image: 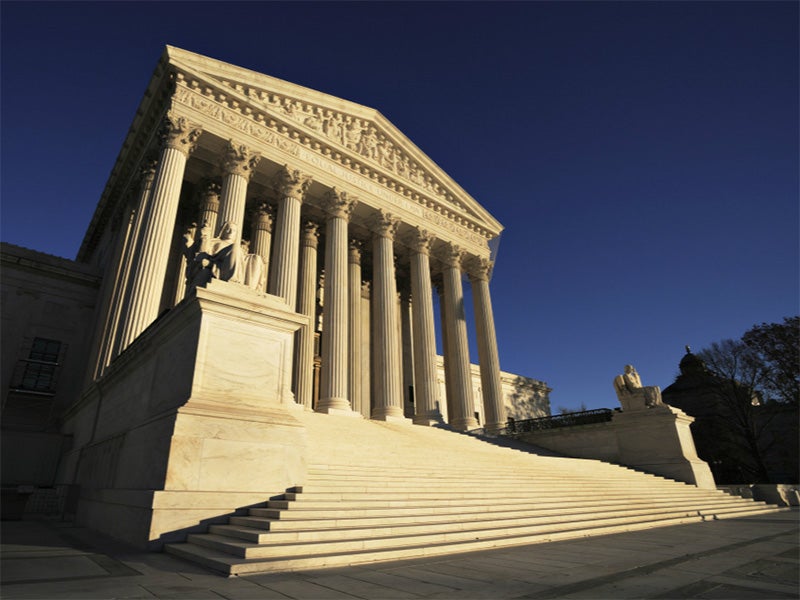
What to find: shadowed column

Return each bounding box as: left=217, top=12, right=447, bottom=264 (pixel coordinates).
left=318, top=189, right=358, bottom=414
left=371, top=210, right=405, bottom=421
left=441, top=243, right=478, bottom=431
left=348, top=240, right=364, bottom=416
left=117, top=113, right=201, bottom=351
left=470, top=257, right=507, bottom=432
left=295, top=221, right=319, bottom=409
left=217, top=140, right=260, bottom=245
left=269, top=165, right=312, bottom=308
left=409, top=229, right=442, bottom=425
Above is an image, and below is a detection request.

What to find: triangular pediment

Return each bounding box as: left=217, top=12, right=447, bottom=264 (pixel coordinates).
left=165, top=46, right=502, bottom=239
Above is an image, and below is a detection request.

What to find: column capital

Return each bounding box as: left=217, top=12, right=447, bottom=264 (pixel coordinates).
left=162, top=111, right=202, bottom=156
left=322, top=188, right=358, bottom=221
left=371, top=210, right=400, bottom=240
left=410, top=228, right=435, bottom=255
left=468, top=257, right=494, bottom=281
left=252, top=202, right=273, bottom=233
left=222, top=139, right=261, bottom=180
left=349, top=239, right=363, bottom=264
left=301, top=220, right=319, bottom=249
left=441, top=243, right=464, bottom=269
left=199, top=178, right=221, bottom=198
left=273, top=164, right=312, bottom=200
left=361, top=280, right=371, bottom=299
left=138, top=158, right=159, bottom=191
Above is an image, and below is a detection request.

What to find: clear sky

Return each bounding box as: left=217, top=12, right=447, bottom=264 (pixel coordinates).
left=1, top=1, right=797, bottom=413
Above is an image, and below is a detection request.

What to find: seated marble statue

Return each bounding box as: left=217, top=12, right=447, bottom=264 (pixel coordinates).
left=183, top=221, right=265, bottom=291
left=613, top=364, right=662, bottom=411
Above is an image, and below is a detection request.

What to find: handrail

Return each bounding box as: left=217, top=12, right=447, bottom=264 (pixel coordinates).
left=469, top=408, right=615, bottom=437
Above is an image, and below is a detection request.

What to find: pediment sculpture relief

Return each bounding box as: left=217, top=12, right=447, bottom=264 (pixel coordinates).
left=223, top=79, right=469, bottom=213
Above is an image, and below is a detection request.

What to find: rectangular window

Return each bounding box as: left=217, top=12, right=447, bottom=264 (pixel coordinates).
left=15, top=337, right=62, bottom=393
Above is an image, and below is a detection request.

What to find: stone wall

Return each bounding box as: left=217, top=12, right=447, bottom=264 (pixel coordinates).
left=513, top=405, right=716, bottom=489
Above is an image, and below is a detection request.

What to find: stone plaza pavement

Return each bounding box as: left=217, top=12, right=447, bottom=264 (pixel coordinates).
left=1, top=511, right=797, bottom=599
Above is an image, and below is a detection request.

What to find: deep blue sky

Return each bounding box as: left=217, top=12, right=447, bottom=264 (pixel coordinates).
left=2, top=2, right=797, bottom=412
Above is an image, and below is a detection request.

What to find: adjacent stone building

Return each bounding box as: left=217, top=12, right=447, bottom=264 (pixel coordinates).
left=1, top=47, right=550, bottom=536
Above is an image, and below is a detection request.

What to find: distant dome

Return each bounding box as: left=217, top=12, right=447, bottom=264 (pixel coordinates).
left=679, top=346, right=708, bottom=376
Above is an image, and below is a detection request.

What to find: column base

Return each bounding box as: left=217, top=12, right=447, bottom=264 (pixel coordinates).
left=315, top=406, right=363, bottom=418
left=372, top=414, right=412, bottom=424
left=450, top=417, right=480, bottom=431
left=371, top=405, right=409, bottom=424
left=316, top=397, right=354, bottom=414
left=413, top=414, right=444, bottom=426
left=482, top=421, right=506, bottom=434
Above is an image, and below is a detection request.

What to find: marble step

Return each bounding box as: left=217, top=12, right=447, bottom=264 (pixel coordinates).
left=184, top=512, right=707, bottom=560
left=269, top=489, right=728, bottom=509
left=235, top=497, right=768, bottom=528
left=214, top=503, right=777, bottom=543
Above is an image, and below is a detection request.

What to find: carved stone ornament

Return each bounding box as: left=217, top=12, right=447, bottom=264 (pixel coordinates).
left=322, top=188, right=358, bottom=221
left=302, top=221, right=320, bottom=248
left=613, top=365, right=664, bottom=411
left=251, top=203, right=273, bottom=233
left=273, top=164, right=312, bottom=199
left=222, top=140, right=261, bottom=180
left=442, top=243, right=464, bottom=269
left=469, top=257, right=494, bottom=281
left=162, top=111, right=202, bottom=155
left=371, top=210, right=400, bottom=240
left=348, top=239, right=363, bottom=264
left=410, top=228, right=435, bottom=255
left=138, top=158, right=159, bottom=191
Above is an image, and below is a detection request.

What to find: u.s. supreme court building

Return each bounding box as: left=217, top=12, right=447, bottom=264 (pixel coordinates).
left=2, top=47, right=549, bottom=539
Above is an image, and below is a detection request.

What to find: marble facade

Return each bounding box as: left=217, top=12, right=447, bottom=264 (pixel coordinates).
left=1, top=47, right=551, bottom=546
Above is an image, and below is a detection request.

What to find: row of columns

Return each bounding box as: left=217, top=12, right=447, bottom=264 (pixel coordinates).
left=90, top=113, right=506, bottom=432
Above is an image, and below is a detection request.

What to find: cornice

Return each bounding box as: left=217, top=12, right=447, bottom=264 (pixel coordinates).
left=164, top=47, right=502, bottom=236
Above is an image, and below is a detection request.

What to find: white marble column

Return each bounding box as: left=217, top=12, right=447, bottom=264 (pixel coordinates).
left=250, top=203, right=273, bottom=291
left=409, top=229, right=442, bottom=425
left=268, top=165, right=312, bottom=308
left=85, top=162, right=157, bottom=384
left=360, top=281, right=372, bottom=418
left=436, top=281, right=455, bottom=423
left=470, top=258, right=507, bottom=432
left=117, top=113, right=201, bottom=351
left=399, top=288, right=415, bottom=417
left=198, top=180, right=221, bottom=236
left=318, top=189, right=358, bottom=414
left=441, top=244, right=479, bottom=431
left=371, top=210, right=406, bottom=421
left=217, top=140, right=260, bottom=245
left=295, top=221, right=319, bottom=409
left=348, top=240, right=363, bottom=417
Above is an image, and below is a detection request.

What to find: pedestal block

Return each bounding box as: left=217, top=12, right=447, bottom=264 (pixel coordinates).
left=59, top=281, right=309, bottom=548
left=612, top=405, right=716, bottom=489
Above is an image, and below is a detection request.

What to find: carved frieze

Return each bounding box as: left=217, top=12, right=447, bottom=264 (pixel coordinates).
left=172, top=80, right=492, bottom=252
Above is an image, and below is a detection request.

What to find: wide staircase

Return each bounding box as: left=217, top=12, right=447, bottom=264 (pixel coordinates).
left=165, top=412, right=786, bottom=576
